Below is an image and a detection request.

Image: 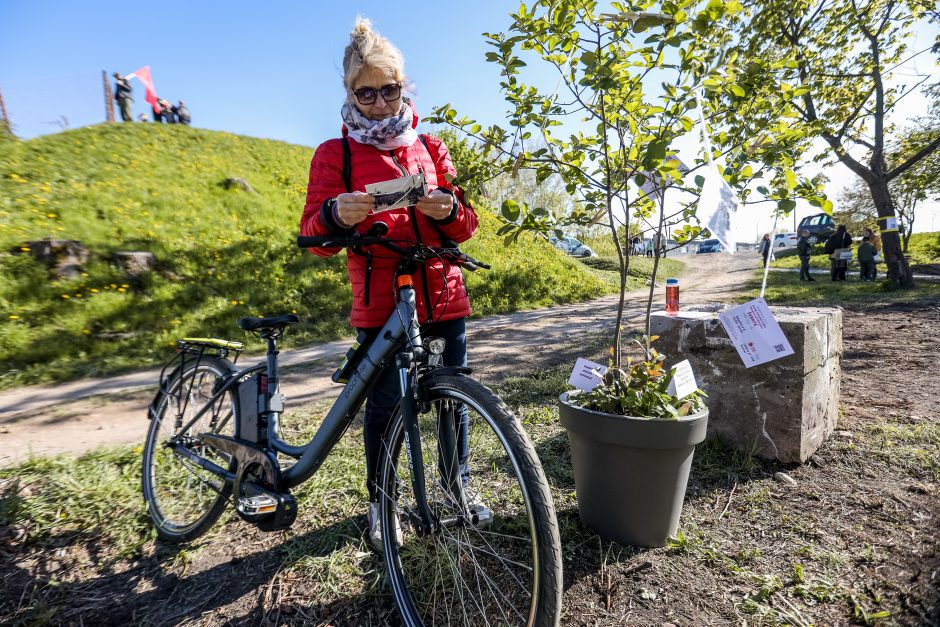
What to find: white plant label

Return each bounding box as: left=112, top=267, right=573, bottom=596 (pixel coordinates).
left=568, top=357, right=608, bottom=392
left=717, top=297, right=795, bottom=368
left=667, top=359, right=698, bottom=399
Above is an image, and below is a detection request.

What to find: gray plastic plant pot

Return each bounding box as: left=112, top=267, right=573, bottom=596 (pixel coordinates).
left=558, top=392, right=709, bottom=547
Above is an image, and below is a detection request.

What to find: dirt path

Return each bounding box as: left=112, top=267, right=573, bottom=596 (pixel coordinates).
left=0, top=253, right=755, bottom=466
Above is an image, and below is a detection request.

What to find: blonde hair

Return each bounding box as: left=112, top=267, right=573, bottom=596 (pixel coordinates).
left=343, top=17, right=406, bottom=91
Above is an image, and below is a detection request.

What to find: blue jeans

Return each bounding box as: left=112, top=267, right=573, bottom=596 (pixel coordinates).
left=360, top=317, right=470, bottom=501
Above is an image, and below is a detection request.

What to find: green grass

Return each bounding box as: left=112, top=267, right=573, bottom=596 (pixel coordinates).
left=741, top=262, right=940, bottom=306
left=771, top=231, right=940, bottom=270
left=0, top=123, right=612, bottom=389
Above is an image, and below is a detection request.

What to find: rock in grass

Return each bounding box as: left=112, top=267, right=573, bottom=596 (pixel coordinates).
left=221, top=176, right=254, bottom=193
left=774, top=471, right=797, bottom=485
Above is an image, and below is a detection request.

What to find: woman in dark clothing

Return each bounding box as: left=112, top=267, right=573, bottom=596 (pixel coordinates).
left=824, top=224, right=852, bottom=281
left=796, top=229, right=815, bottom=281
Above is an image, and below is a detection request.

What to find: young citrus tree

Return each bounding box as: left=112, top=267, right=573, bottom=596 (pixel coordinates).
left=428, top=0, right=823, bottom=376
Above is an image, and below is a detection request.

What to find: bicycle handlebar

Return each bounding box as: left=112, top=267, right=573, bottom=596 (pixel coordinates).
left=296, top=233, right=491, bottom=271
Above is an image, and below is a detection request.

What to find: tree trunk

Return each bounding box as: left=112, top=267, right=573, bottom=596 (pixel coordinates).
left=866, top=176, right=914, bottom=287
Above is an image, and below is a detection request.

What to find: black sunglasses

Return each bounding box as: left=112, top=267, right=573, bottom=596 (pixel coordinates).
left=352, top=83, right=402, bottom=105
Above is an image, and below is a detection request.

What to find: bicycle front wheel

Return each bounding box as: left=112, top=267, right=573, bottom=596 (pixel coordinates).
left=377, top=374, right=562, bottom=627
left=142, top=356, right=238, bottom=542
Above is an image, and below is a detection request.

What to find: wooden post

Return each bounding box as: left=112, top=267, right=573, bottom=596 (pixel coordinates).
left=103, top=70, right=115, bottom=122
left=0, top=85, right=11, bottom=133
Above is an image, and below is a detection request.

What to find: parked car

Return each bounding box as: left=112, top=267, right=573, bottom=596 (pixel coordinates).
left=797, top=213, right=836, bottom=245
left=696, top=239, right=722, bottom=253
left=773, top=232, right=798, bottom=249
left=551, top=236, right=596, bottom=258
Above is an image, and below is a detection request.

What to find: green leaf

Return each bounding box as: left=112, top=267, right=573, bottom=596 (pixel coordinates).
left=729, top=84, right=745, bottom=98
left=501, top=199, right=521, bottom=222
left=784, top=170, right=798, bottom=190
left=778, top=198, right=796, bottom=213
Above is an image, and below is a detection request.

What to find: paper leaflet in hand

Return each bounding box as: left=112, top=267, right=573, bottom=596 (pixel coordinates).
left=365, top=172, right=427, bottom=212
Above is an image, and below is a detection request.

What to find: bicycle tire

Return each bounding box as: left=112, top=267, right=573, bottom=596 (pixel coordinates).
left=377, top=373, right=562, bottom=627
left=142, top=356, right=238, bottom=542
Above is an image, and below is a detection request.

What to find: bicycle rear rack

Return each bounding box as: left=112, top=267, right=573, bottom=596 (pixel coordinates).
left=147, top=337, right=245, bottom=422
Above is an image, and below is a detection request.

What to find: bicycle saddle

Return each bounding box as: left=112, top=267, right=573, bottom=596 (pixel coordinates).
left=237, top=314, right=300, bottom=332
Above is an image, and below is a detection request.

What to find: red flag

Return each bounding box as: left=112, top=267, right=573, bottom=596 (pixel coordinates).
left=127, top=66, right=159, bottom=114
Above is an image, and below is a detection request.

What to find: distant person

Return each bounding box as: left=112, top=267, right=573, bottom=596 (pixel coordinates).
left=863, top=227, right=882, bottom=254
left=137, top=113, right=149, bottom=123
left=796, top=228, right=815, bottom=281
left=654, top=232, right=666, bottom=257
left=758, top=233, right=771, bottom=266
left=160, top=100, right=176, bottom=124
left=113, top=73, right=133, bottom=122
left=176, top=100, right=191, bottom=125
left=857, top=236, right=877, bottom=281
left=631, top=235, right=642, bottom=256
left=645, top=238, right=653, bottom=258
left=824, top=224, right=853, bottom=281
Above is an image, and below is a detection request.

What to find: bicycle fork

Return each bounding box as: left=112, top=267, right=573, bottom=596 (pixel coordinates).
left=397, top=355, right=436, bottom=534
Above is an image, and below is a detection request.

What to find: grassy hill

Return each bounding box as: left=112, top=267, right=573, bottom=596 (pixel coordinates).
left=0, top=123, right=609, bottom=388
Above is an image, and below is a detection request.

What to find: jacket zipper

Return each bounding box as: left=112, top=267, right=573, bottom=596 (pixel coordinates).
left=389, top=149, right=434, bottom=323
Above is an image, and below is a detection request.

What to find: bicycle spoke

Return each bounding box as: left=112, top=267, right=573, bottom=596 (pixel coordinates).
left=378, top=375, right=560, bottom=626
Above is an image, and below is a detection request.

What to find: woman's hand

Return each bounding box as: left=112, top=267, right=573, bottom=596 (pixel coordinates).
left=416, top=189, right=454, bottom=220
left=335, top=192, right=374, bottom=226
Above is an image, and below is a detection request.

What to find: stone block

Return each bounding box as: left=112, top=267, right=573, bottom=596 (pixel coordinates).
left=649, top=306, right=842, bottom=463
left=115, top=251, right=157, bottom=276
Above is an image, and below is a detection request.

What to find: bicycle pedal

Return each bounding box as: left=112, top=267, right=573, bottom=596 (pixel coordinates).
left=469, top=503, right=493, bottom=530
left=237, top=494, right=279, bottom=516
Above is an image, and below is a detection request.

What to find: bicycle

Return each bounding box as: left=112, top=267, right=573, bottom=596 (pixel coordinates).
left=141, top=226, right=563, bottom=626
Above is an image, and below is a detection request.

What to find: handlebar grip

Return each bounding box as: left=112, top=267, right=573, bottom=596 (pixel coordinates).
left=297, top=235, right=348, bottom=248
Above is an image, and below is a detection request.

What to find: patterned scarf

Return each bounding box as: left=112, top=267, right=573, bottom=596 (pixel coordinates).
left=341, top=97, right=418, bottom=150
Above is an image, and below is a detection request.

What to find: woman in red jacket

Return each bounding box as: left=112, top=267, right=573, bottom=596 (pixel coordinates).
left=299, top=18, right=481, bottom=551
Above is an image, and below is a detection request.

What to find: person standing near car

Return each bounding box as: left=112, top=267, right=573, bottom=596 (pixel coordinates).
left=758, top=233, right=772, bottom=267
left=299, top=17, right=483, bottom=552
left=824, top=224, right=853, bottom=281
left=797, top=229, right=815, bottom=281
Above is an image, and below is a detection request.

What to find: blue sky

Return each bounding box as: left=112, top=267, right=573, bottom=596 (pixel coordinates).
left=2, top=1, right=939, bottom=235
left=0, top=1, right=530, bottom=146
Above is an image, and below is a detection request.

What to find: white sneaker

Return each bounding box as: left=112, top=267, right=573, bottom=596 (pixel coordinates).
left=366, top=501, right=402, bottom=552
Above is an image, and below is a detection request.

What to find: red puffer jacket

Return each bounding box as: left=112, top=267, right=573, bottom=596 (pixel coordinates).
left=300, top=130, right=477, bottom=328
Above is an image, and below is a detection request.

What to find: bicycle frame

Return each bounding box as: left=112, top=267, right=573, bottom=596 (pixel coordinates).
left=162, top=283, right=425, bottom=493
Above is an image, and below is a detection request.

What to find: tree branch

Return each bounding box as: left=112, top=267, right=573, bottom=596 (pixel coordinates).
left=887, top=134, right=940, bottom=181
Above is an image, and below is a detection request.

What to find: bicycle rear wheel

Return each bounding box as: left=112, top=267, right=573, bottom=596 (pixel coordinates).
left=377, top=374, right=562, bottom=627
left=142, top=356, right=238, bottom=542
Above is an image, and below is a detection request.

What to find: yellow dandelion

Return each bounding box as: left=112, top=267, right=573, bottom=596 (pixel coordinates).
left=61, top=294, right=70, bottom=299
left=8, top=315, right=19, bottom=320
